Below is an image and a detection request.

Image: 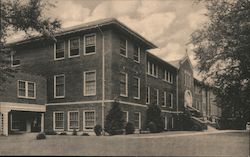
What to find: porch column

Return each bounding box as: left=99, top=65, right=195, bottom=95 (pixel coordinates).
left=41, top=113, right=44, bottom=132
left=2, top=111, right=9, bottom=136
left=0, top=113, right=2, bottom=135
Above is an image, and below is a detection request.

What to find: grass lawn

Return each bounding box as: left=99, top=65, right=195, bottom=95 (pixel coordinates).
left=0, top=131, right=249, bottom=156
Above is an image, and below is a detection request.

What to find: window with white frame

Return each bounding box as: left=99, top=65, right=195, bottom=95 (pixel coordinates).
left=53, top=112, right=64, bottom=130
left=152, top=88, right=159, bottom=105
left=84, top=34, right=96, bottom=55
left=164, top=70, right=173, bottom=83
left=54, top=41, right=65, bottom=60
left=120, top=38, right=127, bottom=57
left=122, top=111, right=129, bottom=123
left=84, top=71, right=96, bottom=96
left=156, top=89, right=159, bottom=105
left=134, top=112, right=141, bottom=130
left=120, top=72, right=128, bottom=97
left=133, top=77, right=140, bottom=99
left=54, top=75, right=65, bottom=98
left=18, top=80, right=36, bottom=99
left=147, top=61, right=158, bottom=77
left=162, top=91, right=167, bottom=107
left=68, top=111, right=79, bottom=130
left=69, top=38, right=80, bottom=57
left=11, top=53, right=20, bottom=67
left=169, top=93, right=173, bottom=108
left=83, top=110, right=95, bottom=130
left=146, top=86, right=150, bottom=104
left=133, top=47, right=140, bottom=63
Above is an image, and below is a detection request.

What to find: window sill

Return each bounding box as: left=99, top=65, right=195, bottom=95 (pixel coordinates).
left=54, top=96, right=65, bottom=99
left=84, top=52, right=96, bottom=56
left=120, top=94, right=128, bottom=97
left=18, top=96, right=36, bottom=100
left=68, top=55, right=80, bottom=58
left=54, top=57, right=65, bottom=61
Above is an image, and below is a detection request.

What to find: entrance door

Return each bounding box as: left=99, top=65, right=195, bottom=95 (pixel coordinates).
left=31, top=116, right=41, bottom=132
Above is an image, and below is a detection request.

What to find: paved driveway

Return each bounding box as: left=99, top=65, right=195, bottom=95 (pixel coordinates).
left=0, top=131, right=249, bottom=156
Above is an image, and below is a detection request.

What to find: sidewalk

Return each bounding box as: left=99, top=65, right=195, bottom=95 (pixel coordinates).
left=113, top=129, right=249, bottom=139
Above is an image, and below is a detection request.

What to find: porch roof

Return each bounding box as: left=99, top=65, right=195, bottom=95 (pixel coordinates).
left=0, top=102, right=45, bottom=113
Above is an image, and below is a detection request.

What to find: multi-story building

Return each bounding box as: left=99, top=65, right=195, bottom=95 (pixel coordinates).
left=0, top=18, right=221, bottom=136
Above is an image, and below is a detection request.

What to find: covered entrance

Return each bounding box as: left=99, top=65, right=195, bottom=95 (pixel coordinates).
left=0, top=102, right=45, bottom=136
left=9, top=111, right=42, bottom=134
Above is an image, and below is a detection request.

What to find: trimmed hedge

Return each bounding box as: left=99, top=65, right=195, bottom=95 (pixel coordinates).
left=94, top=124, right=102, bottom=136
left=36, top=133, right=46, bottom=140
left=125, top=122, right=135, bottom=134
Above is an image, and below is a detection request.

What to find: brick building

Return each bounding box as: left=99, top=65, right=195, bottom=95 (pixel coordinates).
left=0, top=18, right=221, bottom=136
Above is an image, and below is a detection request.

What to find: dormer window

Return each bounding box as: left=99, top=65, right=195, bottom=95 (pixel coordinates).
left=68, top=38, right=80, bottom=58
left=11, top=53, right=20, bottom=67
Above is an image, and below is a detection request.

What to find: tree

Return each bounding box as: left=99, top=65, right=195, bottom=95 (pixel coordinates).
left=104, top=102, right=125, bottom=135
left=191, top=0, right=250, bottom=129
left=146, top=105, right=164, bottom=132
left=0, top=0, right=61, bottom=88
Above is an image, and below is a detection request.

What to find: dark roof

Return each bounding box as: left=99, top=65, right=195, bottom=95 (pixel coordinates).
left=146, top=52, right=178, bottom=70
left=7, top=18, right=157, bottom=49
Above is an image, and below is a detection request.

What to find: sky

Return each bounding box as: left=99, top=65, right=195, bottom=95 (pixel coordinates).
left=10, top=0, right=208, bottom=76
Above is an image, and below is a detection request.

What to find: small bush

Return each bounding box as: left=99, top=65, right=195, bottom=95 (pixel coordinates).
left=125, top=122, right=135, bottom=134
left=72, top=129, right=77, bottom=136
left=36, top=133, right=46, bottom=140
left=81, top=132, right=89, bottom=136
left=148, top=121, right=157, bottom=133
left=59, top=132, right=67, bottom=135
left=94, top=124, right=102, bottom=136
left=45, top=131, right=57, bottom=135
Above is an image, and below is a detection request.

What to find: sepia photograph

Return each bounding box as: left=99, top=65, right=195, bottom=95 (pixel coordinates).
left=0, top=0, right=249, bottom=156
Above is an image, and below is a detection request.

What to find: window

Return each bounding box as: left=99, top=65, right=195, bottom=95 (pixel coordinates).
left=134, top=112, right=141, bottom=130
left=68, top=111, right=79, bottom=130
left=156, top=89, right=159, bottom=105
left=146, top=86, right=150, bottom=104
left=53, top=112, right=64, bottom=130
left=17, top=80, right=36, bottom=99
left=84, top=34, right=96, bottom=55
left=169, top=93, right=173, bottom=108
left=11, top=54, right=20, bottom=67
left=162, top=91, right=167, bottom=107
left=83, top=110, right=95, bottom=130
left=69, top=38, right=80, bottom=57
left=122, top=111, right=129, bottom=123
left=120, top=38, right=127, bottom=57
left=120, top=72, right=128, bottom=97
left=147, top=61, right=158, bottom=77
left=54, top=41, right=65, bottom=60
left=133, top=77, right=140, bottom=99
left=171, top=117, right=174, bottom=129
left=184, top=71, right=192, bottom=87
left=164, top=70, right=173, bottom=83
left=133, top=47, right=140, bottom=63
left=84, top=71, right=96, bottom=96
left=54, top=75, right=65, bottom=98
left=152, top=88, right=159, bottom=105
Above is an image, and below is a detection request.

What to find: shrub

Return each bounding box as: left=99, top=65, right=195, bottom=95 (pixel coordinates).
left=36, top=132, right=46, bottom=140
left=104, top=102, right=125, bottom=135
left=148, top=121, right=157, bottom=133
left=125, top=122, right=135, bottom=134
left=146, top=105, right=164, bottom=133
left=45, top=131, right=57, bottom=135
left=59, top=132, right=67, bottom=135
left=72, top=129, right=77, bottom=136
left=81, top=132, right=89, bottom=136
left=94, top=124, right=102, bottom=136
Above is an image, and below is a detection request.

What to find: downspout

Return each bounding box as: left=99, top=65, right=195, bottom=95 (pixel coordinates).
left=176, top=73, right=179, bottom=115
left=97, top=25, right=105, bottom=135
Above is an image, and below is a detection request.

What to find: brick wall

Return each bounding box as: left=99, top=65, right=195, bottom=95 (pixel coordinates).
left=0, top=72, right=47, bottom=105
